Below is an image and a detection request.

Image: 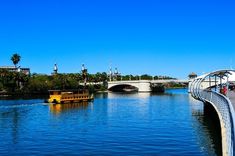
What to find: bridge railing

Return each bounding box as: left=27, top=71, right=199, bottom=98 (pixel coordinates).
left=197, top=89, right=235, bottom=156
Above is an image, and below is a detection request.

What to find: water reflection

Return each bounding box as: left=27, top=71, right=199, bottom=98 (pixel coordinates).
left=0, top=107, right=29, bottom=145
left=190, top=97, right=222, bottom=156
left=106, top=92, right=150, bottom=99
left=95, top=92, right=108, bottom=99
left=49, top=102, right=91, bottom=115
left=96, top=90, right=185, bottom=99
left=0, top=89, right=223, bottom=155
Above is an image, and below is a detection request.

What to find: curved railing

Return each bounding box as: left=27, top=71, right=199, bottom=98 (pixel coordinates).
left=190, top=70, right=235, bottom=156
left=201, top=90, right=235, bottom=156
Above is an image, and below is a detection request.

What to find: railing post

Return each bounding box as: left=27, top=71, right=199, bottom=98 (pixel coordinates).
left=215, top=76, right=217, bottom=91
left=209, top=76, right=211, bottom=88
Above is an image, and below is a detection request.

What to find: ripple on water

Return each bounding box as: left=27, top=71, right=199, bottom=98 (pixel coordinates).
left=0, top=90, right=221, bottom=155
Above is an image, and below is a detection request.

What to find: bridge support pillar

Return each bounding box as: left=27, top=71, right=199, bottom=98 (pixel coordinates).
left=138, top=81, right=151, bottom=92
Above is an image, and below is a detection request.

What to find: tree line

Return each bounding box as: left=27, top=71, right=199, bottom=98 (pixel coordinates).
left=0, top=53, right=179, bottom=95
left=0, top=71, right=109, bottom=95
left=0, top=70, right=178, bottom=95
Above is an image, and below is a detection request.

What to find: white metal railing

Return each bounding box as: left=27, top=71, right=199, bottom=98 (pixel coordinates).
left=189, top=70, right=235, bottom=156
left=199, top=90, right=235, bottom=156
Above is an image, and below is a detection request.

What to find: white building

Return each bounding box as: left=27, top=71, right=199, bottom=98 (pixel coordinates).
left=0, top=66, right=30, bottom=75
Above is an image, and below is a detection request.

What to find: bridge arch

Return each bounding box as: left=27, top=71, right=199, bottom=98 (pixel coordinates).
left=108, top=80, right=189, bottom=92
left=108, top=84, right=139, bottom=92
left=108, top=80, right=151, bottom=92
left=190, top=69, right=235, bottom=156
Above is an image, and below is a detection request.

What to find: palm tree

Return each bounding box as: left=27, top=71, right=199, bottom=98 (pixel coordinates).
left=11, top=53, right=21, bottom=68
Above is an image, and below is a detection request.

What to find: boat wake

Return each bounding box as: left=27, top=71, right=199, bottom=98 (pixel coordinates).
left=0, top=102, right=46, bottom=109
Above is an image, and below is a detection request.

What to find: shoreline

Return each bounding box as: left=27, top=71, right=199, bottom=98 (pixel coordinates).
left=0, top=88, right=188, bottom=100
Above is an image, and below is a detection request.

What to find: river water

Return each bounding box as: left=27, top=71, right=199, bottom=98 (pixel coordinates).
left=0, top=89, right=221, bottom=155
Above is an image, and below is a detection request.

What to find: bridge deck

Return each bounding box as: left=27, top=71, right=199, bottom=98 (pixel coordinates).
left=228, top=91, right=235, bottom=110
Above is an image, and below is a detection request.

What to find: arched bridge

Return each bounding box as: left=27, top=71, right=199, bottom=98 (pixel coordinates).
left=189, top=70, right=235, bottom=156
left=108, top=79, right=189, bottom=92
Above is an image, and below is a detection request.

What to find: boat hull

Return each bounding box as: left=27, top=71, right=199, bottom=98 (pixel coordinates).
left=47, top=90, right=94, bottom=104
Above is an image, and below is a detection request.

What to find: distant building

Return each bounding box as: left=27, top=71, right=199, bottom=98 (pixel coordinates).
left=0, top=66, right=30, bottom=75
left=113, top=68, right=121, bottom=81
left=53, top=63, right=58, bottom=75
left=188, top=72, right=197, bottom=79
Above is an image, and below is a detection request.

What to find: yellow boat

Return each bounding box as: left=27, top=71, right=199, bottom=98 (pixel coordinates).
left=47, top=89, right=94, bottom=104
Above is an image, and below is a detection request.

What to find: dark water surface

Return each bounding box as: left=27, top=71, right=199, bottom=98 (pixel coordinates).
left=0, top=89, right=221, bottom=155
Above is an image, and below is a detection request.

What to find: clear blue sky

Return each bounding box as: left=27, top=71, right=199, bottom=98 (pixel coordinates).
left=0, top=0, right=234, bottom=78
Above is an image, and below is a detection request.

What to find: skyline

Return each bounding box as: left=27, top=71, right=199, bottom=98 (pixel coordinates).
left=0, top=0, right=235, bottom=78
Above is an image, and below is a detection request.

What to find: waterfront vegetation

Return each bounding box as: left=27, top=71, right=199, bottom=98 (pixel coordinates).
left=0, top=70, right=184, bottom=96
left=0, top=70, right=107, bottom=95
left=0, top=54, right=185, bottom=96
left=0, top=69, right=185, bottom=95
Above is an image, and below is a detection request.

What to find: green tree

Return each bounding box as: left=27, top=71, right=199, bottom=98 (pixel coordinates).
left=11, top=53, right=21, bottom=68
left=141, top=74, right=152, bottom=80
left=100, top=72, right=108, bottom=82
